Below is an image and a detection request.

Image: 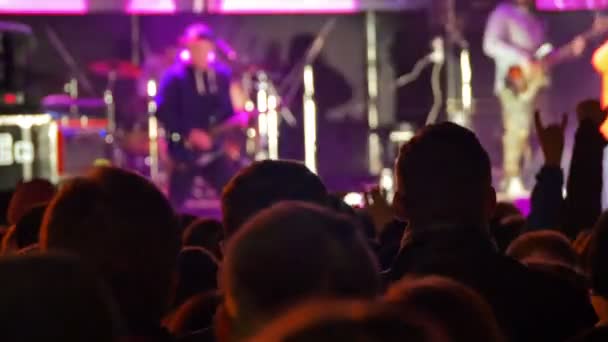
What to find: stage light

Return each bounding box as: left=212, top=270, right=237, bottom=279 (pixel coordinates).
left=536, top=0, right=608, bottom=11
left=127, top=0, right=176, bottom=13
left=0, top=0, right=87, bottom=14
left=303, top=65, right=317, bottom=174
left=147, top=80, right=158, bottom=98
left=217, top=0, right=357, bottom=13
left=343, top=192, right=364, bottom=208
left=179, top=50, right=191, bottom=62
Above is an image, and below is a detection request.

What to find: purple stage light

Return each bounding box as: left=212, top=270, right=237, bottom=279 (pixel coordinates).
left=127, top=0, right=175, bottom=13
left=537, top=0, right=608, bottom=10
left=216, top=0, right=358, bottom=14
left=0, top=0, right=87, bottom=14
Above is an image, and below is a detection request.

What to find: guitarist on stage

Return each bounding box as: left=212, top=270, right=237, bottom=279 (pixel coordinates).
left=483, top=0, right=586, bottom=195
left=157, top=23, right=245, bottom=208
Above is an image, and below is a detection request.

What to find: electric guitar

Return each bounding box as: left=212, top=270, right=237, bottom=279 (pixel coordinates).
left=506, top=15, right=608, bottom=100
left=169, top=110, right=256, bottom=167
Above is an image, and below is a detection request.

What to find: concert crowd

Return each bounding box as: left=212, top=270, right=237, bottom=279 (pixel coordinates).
left=0, top=96, right=607, bottom=342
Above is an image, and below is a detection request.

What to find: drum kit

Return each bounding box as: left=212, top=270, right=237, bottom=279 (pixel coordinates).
left=41, top=54, right=286, bottom=186
left=41, top=58, right=162, bottom=180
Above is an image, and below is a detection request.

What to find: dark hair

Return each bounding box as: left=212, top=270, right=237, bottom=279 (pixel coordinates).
left=180, top=23, right=216, bottom=45
left=249, top=300, right=437, bottom=342
left=0, top=254, right=120, bottom=342
left=221, top=160, right=328, bottom=238
left=507, top=230, right=578, bottom=269
left=222, top=202, right=380, bottom=338
left=173, top=247, right=219, bottom=308
left=40, top=167, right=180, bottom=333
left=385, top=276, right=506, bottom=342
left=182, top=218, right=224, bottom=259
left=587, top=211, right=608, bottom=297
left=395, top=123, right=493, bottom=226
left=14, top=203, right=47, bottom=250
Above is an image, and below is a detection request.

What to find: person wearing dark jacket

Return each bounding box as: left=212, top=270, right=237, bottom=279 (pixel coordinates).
left=389, top=122, right=596, bottom=342
left=527, top=101, right=607, bottom=235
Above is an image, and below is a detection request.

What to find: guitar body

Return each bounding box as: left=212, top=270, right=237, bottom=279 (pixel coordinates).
left=505, top=63, right=549, bottom=100
left=502, top=15, right=608, bottom=100
left=168, top=110, right=254, bottom=168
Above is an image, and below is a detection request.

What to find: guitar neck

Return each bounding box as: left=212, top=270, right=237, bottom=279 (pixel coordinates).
left=543, top=24, right=606, bottom=68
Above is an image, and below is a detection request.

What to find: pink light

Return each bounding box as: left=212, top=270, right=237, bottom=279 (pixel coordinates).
left=179, top=50, right=191, bottom=62
left=127, top=0, right=175, bottom=13
left=217, top=0, right=357, bottom=14
left=0, top=0, right=87, bottom=14
left=179, top=50, right=217, bottom=64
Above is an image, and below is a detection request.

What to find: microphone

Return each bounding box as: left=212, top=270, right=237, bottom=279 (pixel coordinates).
left=215, top=39, right=238, bottom=62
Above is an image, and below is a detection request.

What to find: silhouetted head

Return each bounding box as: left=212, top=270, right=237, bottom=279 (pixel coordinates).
left=507, top=230, right=578, bottom=269
left=385, top=276, right=506, bottom=342
left=394, top=123, right=495, bottom=229
left=222, top=160, right=328, bottom=238
left=40, top=167, right=179, bottom=334
left=173, top=247, right=219, bottom=308
left=221, top=202, right=380, bottom=339
left=182, top=218, right=224, bottom=259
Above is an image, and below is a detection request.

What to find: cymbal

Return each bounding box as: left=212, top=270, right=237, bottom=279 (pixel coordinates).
left=42, top=94, right=106, bottom=109
left=89, top=60, right=141, bottom=80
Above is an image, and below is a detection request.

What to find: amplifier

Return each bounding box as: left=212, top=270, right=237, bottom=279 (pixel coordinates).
left=56, top=117, right=109, bottom=178
left=0, top=114, right=58, bottom=191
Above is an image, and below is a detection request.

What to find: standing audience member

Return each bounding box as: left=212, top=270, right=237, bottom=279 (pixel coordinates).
left=221, top=160, right=328, bottom=240
left=40, top=167, right=180, bottom=342
left=528, top=102, right=607, bottom=236
left=385, top=276, right=506, bottom=342
left=0, top=254, right=120, bottom=342
left=220, top=202, right=381, bottom=341
left=571, top=211, right=608, bottom=341
left=389, top=122, right=596, bottom=342
left=562, top=100, right=607, bottom=238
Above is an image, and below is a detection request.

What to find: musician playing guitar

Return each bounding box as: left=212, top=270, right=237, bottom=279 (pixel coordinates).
left=157, top=23, right=247, bottom=209
left=483, top=0, right=587, bottom=195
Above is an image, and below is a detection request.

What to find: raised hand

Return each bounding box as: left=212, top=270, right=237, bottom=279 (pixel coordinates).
left=365, top=186, right=395, bottom=237
left=535, top=111, right=567, bottom=167
left=571, top=36, right=587, bottom=57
